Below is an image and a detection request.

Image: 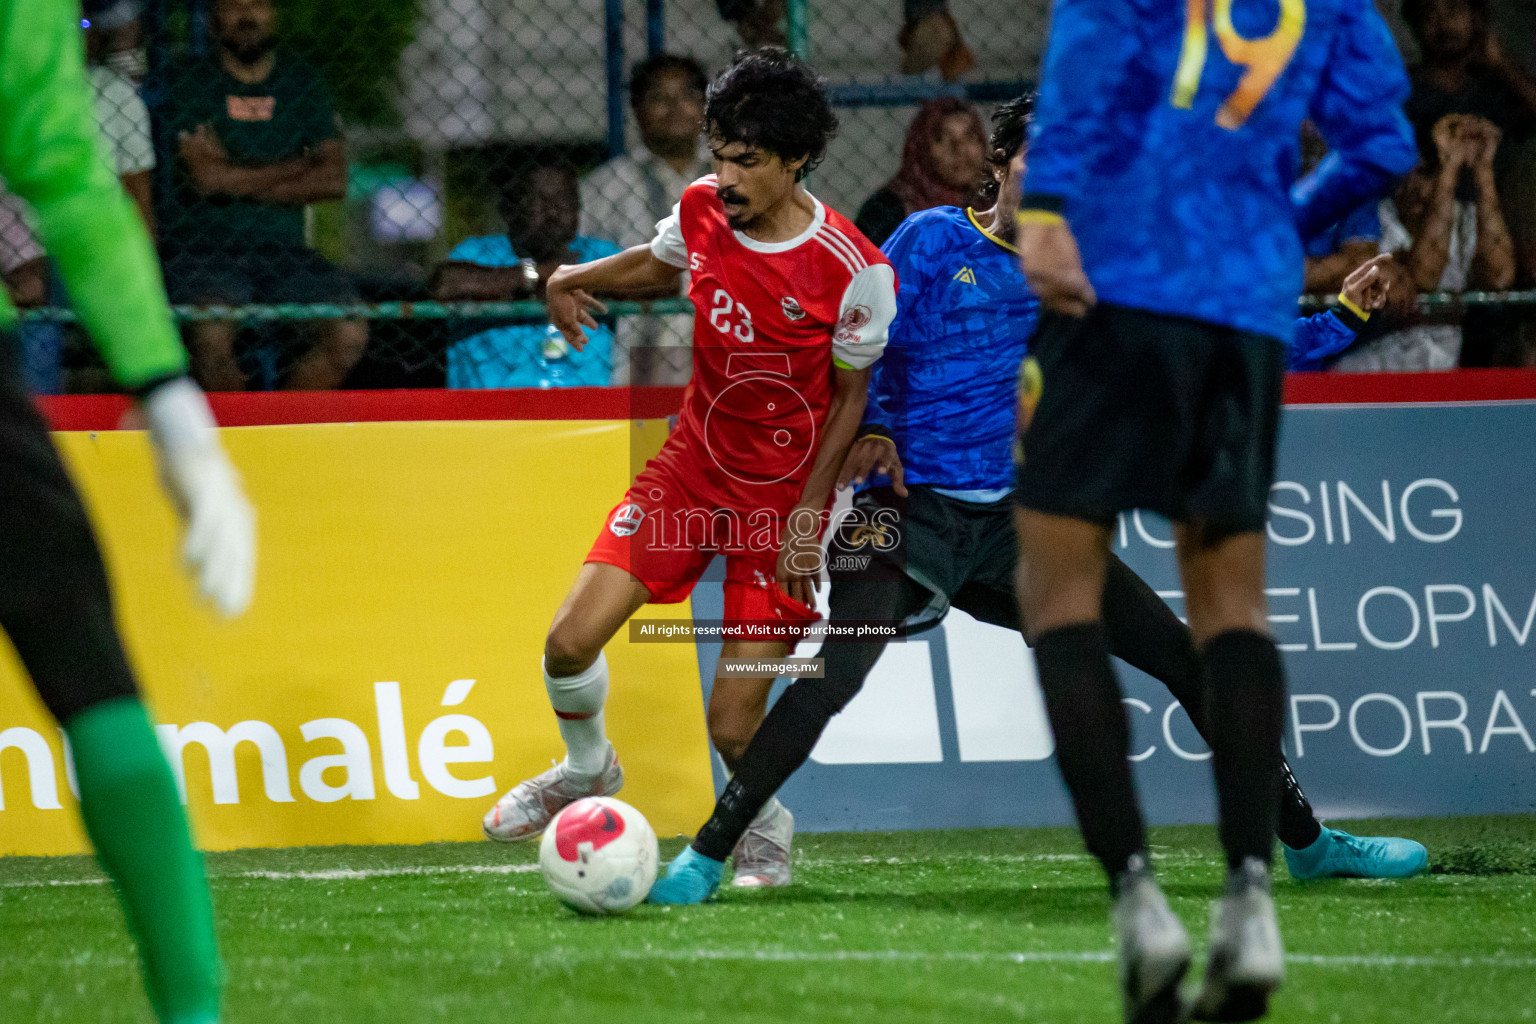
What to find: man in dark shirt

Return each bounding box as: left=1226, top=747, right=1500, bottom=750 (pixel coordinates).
left=159, top=0, right=366, bottom=390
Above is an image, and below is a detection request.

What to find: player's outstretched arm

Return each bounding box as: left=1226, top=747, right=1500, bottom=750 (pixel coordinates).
left=545, top=244, right=682, bottom=350
left=0, top=0, right=256, bottom=617
left=1287, top=254, right=1392, bottom=371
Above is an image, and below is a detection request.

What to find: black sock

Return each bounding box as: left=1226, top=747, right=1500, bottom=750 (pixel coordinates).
left=1100, top=556, right=1322, bottom=851
left=1204, top=629, right=1287, bottom=868
left=1033, top=622, right=1146, bottom=882
left=692, top=645, right=882, bottom=862
left=1276, top=758, right=1322, bottom=849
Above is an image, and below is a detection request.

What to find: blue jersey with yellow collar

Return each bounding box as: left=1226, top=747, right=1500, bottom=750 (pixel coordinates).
left=863, top=206, right=1037, bottom=492
left=863, top=205, right=1371, bottom=490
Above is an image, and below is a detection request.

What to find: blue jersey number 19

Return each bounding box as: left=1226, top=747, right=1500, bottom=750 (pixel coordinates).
left=1170, top=0, right=1306, bottom=129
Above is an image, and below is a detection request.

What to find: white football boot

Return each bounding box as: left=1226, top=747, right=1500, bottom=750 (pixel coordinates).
left=1191, top=857, right=1284, bottom=1022
left=1113, top=854, right=1192, bottom=1024
left=482, top=746, right=623, bottom=842
left=730, top=797, right=794, bottom=887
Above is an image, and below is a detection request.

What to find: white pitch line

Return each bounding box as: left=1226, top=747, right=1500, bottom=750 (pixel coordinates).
left=603, top=949, right=1536, bottom=970
left=0, top=862, right=542, bottom=888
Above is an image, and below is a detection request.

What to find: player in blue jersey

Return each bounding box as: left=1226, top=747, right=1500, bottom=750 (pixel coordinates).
left=1011, top=2, right=1418, bottom=1021
left=647, top=97, right=1417, bottom=908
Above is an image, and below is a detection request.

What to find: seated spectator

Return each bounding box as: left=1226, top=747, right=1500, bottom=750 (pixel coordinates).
left=1334, top=114, right=1515, bottom=371
left=1401, top=0, right=1536, bottom=282
left=713, top=0, right=786, bottom=49
left=856, top=98, right=986, bottom=248
left=0, top=190, right=45, bottom=311
left=85, top=4, right=155, bottom=234
left=581, top=54, right=710, bottom=386
left=433, top=165, right=620, bottom=389
left=898, top=1, right=975, bottom=81
left=158, top=0, right=365, bottom=391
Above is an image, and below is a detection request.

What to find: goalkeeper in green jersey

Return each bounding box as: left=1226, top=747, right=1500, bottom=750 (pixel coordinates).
left=1, top=2, right=256, bottom=1022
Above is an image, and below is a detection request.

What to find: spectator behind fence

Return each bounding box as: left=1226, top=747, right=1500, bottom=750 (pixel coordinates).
left=158, top=0, right=365, bottom=392
left=898, top=1, right=975, bottom=81
left=711, top=0, right=974, bottom=81
left=86, top=14, right=155, bottom=233
left=855, top=98, right=986, bottom=248
left=580, top=54, right=710, bottom=386
left=0, top=190, right=45, bottom=311
left=435, top=164, right=620, bottom=389
left=1334, top=114, right=1515, bottom=372
left=1402, top=0, right=1536, bottom=283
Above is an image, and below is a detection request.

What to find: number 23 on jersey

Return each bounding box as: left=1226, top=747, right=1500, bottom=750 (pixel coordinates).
left=708, top=288, right=755, bottom=343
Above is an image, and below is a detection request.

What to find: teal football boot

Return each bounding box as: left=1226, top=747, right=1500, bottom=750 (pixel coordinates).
left=1283, top=826, right=1428, bottom=880
left=646, top=846, right=726, bottom=904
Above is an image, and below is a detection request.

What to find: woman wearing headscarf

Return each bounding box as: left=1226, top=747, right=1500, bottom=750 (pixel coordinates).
left=855, top=97, right=987, bottom=247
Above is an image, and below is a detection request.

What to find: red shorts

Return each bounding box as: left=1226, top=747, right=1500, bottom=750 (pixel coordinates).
left=585, top=457, right=820, bottom=642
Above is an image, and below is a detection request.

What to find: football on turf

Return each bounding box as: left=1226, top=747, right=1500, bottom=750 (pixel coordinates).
left=539, top=796, right=658, bottom=914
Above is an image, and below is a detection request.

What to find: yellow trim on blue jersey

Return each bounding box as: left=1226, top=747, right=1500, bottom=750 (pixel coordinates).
left=1336, top=291, right=1371, bottom=322
left=967, top=208, right=1022, bottom=255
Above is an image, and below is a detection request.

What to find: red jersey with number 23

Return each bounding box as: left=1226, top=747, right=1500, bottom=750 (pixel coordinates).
left=647, top=175, right=897, bottom=514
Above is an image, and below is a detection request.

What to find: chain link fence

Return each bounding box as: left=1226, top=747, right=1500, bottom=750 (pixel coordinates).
left=3, top=0, right=1535, bottom=392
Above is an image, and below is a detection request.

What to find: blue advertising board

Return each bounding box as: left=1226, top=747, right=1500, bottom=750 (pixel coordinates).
left=692, top=401, right=1536, bottom=831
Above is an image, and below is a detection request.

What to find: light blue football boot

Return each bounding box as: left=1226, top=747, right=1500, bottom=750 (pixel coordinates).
left=646, top=846, right=726, bottom=904
left=1283, top=826, right=1429, bottom=880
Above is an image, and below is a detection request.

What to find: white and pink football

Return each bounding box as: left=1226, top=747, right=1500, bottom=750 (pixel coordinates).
left=539, top=796, right=658, bottom=915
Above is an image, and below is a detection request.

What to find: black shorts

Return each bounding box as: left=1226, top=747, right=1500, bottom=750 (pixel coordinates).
left=0, top=330, right=138, bottom=723
left=1012, top=303, right=1285, bottom=536
left=163, top=245, right=358, bottom=306
left=828, top=485, right=1018, bottom=634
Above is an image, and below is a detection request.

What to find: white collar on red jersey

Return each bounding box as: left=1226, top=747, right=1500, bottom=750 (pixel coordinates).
left=732, top=194, right=826, bottom=254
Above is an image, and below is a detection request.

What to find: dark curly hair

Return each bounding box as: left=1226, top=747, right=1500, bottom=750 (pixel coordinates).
left=978, top=94, right=1034, bottom=202
left=704, top=48, right=838, bottom=180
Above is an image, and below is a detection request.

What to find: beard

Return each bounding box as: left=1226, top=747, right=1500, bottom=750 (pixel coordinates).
left=224, top=26, right=277, bottom=65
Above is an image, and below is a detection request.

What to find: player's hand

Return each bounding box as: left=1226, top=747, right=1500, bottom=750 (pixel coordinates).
left=775, top=509, right=824, bottom=609
left=545, top=266, right=607, bottom=351
left=1340, top=253, right=1393, bottom=313
left=836, top=434, right=907, bottom=496
left=1018, top=219, right=1096, bottom=317
left=144, top=379, right=257, bottom=617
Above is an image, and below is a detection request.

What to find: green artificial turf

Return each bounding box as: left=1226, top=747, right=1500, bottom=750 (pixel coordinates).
left=2, top=816, right=1534, bottom=1023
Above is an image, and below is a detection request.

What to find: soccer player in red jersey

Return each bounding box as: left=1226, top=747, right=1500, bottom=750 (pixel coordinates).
left=483, top=50, right=896, bottom=887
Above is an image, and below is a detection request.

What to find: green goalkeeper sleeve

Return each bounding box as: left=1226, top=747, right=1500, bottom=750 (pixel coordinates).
left=0, top=0, right=189, bottom=389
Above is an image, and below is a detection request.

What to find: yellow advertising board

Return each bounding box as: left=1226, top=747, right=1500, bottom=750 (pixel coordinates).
left=0, top=419, right=717, bottom=856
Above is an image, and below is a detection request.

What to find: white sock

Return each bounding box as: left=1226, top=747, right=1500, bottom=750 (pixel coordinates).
left=544, top=653, right=610, bottom=779
left=749, top=795, right=784, bottom=829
